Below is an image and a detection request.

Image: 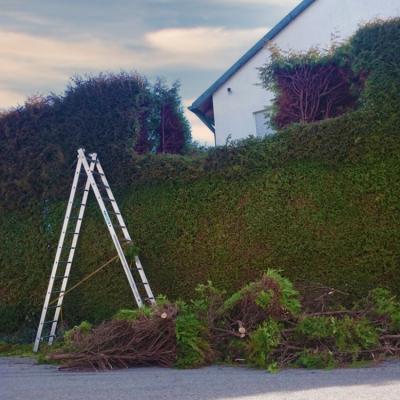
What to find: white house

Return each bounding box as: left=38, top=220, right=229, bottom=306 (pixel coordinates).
left=189, top=0, right=400, bottom=146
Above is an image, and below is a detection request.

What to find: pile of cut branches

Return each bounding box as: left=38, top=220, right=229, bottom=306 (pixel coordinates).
left=50, top=303, right=177, bottom=370
left=191, top=271, right=400, bottom=371
left=48, top=270, right=400, bottom=372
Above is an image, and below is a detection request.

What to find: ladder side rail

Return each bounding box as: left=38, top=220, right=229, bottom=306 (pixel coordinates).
left=48, top=154, right=97, bottom=344
left=33, top=157, right=83, bottom=352
left=94, top=158, right=131, bottom=241
left=134, top=256, right=156, bottom=304
left=78, top=149, right=144, bottom=308
left=96, top=158, right=155, bottom=304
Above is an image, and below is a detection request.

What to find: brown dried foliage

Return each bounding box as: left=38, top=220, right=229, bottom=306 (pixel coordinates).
left=273, top=63, right=361, bottom=128
left=224, top=275, right=286, bottom=332
left=50, top=304, right=177, bottom=370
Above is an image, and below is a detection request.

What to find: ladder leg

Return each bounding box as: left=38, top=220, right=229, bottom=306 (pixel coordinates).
left=79, top=149, right=144, bottom=308
left=33, top=157, right=83, bottom=352
left=48, top=154, right=97, bottom=345
left=94, top=158, right=131, bottom=241
left=95, top=158, right=155, bottom=304
left=134, top=256, right=156, bottom=304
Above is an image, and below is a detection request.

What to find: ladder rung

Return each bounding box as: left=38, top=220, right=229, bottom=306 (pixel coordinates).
left=41, top=334, right=56, bottom=340
left=52, top=290, right=65, bottom=294
left=98, top=188, right=111, bottom=196
left=101, top=197, right=115, bottom=202
left=47, top=304, right=61, bottom=310
left=108, top=211, right=121, bottom=216
left=58, top=260, right=72, bottom=264
left=54, top=275, right=69, bottom=279
left=92, top=171, right=105, bottom=177
left=80, top=162, right=93, bottom=169
left=71, top=203, right=87, bottom=210
left=43, top=320, right=58, bottom=325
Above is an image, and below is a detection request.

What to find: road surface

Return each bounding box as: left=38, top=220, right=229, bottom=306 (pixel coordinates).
left=1, top=357, right=400, bottom=400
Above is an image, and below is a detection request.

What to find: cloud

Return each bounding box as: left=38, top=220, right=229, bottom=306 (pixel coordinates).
left=0, top=31, right=143, bottom=109
left=0, top=30, right=139, bottom=84
left=0, top=88, right=26, bottom=109
left=145, top=26, right=266, bottom=68
left=0, top=10, right=51, bottom=26
left=0, top=25, right=267, bottom=74
left=0, top=25, right=267, bottom=107
left=0, top=25, right=266, bottom=82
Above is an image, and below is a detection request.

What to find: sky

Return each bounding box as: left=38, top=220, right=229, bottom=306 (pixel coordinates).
left=0, top=0, right=300, bottom=145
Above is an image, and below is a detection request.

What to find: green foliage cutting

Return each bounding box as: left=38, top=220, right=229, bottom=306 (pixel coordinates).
left=370, top=288, right=400, bottom=331
left=247, top=319, right=281, bottom=371
left=175, top=305, right=212, bottom=368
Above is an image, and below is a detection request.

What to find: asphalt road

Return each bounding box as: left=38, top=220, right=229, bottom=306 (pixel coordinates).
left=1, top=357, right=400, bottom=400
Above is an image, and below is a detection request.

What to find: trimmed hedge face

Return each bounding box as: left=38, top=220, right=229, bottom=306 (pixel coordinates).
left=1, top=129, right=400, bottom=335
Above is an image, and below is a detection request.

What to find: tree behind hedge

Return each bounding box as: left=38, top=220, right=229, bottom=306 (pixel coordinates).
left=259, top=47, right=363, bottom=129
left=0, top=72, right=191, bottom=204
left=134, top=79, right=191, bottom=154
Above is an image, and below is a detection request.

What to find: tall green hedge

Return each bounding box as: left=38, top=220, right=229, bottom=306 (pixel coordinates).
left=1, top=19, right=400, bottom=338
left=2, top=125, right=400, bottom=337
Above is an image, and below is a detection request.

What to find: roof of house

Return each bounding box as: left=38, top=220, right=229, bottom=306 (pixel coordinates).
left=188, top=0, right=317, bottom=133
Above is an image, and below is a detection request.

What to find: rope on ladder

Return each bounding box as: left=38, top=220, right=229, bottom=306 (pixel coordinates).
left=49, top=253, right=121, bottom=306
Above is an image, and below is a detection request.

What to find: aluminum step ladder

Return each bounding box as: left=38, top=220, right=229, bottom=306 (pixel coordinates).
left=33, top=148, right=155, bottom=352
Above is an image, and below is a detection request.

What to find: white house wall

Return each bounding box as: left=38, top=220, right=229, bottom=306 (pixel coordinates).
left=212, top=0, right=400, bottom=146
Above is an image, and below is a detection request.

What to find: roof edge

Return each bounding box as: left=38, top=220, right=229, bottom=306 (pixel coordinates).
left=189, top=0, right=317, bottom=131
left=189, top=105, right=216, bottom=135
